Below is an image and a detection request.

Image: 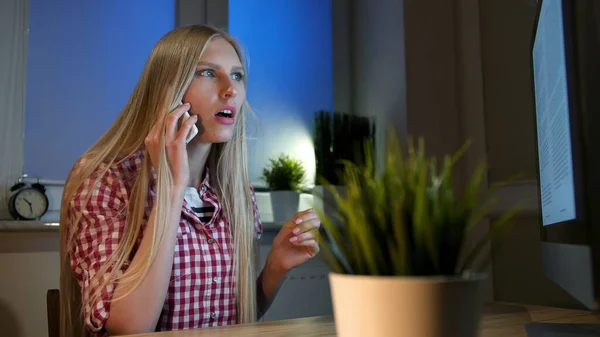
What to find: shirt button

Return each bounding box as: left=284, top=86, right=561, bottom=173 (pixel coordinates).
left=211, top=312, right=217, bottom=319
left=213, top=277, right=220, bottom=282
left=208, top=238, right=214, bottom=244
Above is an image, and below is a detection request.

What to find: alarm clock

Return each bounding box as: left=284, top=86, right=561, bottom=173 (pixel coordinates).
left=8, top=181, right=49, bottom=220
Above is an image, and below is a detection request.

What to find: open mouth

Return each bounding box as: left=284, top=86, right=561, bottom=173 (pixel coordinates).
left=215, top=109, right=234, bottom=118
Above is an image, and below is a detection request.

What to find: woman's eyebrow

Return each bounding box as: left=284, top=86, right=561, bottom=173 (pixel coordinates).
left=198, top=61, right=244, bottom=72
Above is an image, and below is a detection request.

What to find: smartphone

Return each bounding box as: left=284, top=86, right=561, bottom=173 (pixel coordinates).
left=180, top=102, right=198, bottom=144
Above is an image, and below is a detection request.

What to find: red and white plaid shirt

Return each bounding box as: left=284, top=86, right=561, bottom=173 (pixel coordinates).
left=67, top=149, right=263, bottom=335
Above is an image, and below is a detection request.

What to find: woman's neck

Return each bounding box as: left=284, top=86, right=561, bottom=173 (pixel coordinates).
left=186, top=141, right=212, bottom=189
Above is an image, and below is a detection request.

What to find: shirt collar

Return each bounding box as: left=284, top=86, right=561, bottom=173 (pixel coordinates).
left=199, top=167, right=212, bottom=193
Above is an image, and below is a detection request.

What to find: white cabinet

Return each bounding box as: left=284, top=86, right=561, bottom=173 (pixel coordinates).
left=257, top=238, right=333, bottom=322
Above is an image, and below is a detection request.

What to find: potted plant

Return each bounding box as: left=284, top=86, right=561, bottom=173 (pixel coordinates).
left=314, top=131, right=522, bottom=337
left=312, top=110, right=375, bottom=226
left=262, top=153, right=306, bottom=223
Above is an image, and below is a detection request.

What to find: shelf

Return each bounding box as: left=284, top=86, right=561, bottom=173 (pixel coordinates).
left=0, top=220, right=60, bottom=232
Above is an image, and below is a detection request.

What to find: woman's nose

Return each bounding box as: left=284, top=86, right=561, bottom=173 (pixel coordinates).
left=220, top=78, right=237, bottom=99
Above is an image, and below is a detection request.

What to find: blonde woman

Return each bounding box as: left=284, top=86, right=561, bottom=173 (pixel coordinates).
left=59, top=24, right=321, bottom=336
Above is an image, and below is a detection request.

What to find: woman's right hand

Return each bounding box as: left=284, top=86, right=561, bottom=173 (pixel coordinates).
left=145, top=102, right=197, bottom=191
left=107, top=102, right=197, bottom=335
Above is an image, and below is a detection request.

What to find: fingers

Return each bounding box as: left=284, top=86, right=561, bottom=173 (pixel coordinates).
left=166, top=102, right=191, bottom=140
left=289, top=210, right=321, bottom=245
left=145, top=102, right=190, bottom=144
left=297, top=207, right=315, bottom=217
left=175, top=113, right=198, bottom=143
left=296, top=239, right=319, bottom=251
left=292, top=238, right=318, bottom=247
left=292, top=217, right=320, bottom=235
left=292, top=239, right=320, bottom=257
left=291, top=209, right=320, bottom=233
left=293, top=208, right=318, bottom=225
left=289, top=228, right=317, bottom=243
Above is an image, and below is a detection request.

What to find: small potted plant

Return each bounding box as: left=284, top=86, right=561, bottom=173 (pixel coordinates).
left=314, top=131, right=521, bottom=337
left=262, top=153, right=306, bottom=223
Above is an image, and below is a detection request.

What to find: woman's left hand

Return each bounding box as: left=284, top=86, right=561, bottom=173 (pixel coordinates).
left=266, top=208, right=321, bottom=275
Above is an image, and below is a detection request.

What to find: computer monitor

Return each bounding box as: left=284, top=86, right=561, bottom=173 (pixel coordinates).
left=529, top=0, right=600, bottom=334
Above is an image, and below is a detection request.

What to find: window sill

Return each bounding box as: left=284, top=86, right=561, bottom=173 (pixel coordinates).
left=0, top=220, right=59, bottom=232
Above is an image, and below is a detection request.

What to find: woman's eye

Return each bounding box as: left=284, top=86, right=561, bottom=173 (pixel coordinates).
left=231, top=72, right=244, bottom=82
left=198, top=69, right=215, bottom=77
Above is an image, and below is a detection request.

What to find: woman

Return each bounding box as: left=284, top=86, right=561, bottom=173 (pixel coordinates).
left=59, top=24, right=320, bottom=336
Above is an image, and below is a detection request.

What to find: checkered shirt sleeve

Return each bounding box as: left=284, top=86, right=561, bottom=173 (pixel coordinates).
left=67, top=165, right=127, bottom=334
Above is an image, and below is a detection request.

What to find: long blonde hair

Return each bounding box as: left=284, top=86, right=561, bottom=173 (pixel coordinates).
left=59, top=25, right=257, bottom=336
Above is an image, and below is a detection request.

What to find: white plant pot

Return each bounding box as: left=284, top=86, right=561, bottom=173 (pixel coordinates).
left=270, top=190, right=300, bottom=223
left=329, top=272, right=487, bottom=337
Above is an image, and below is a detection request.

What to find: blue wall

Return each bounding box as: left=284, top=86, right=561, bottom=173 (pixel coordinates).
left=24, top=0, right=174, bottom=180
left=23, top=0, right=333, bottom=187
left=229, top=0, right=333, bottom=187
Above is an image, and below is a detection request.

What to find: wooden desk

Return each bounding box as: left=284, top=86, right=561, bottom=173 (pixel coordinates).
left=122, top=302, right=600, bottom=337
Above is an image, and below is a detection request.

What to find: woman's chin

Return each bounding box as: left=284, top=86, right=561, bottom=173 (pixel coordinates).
left=197, top=130, right=234, bottom=144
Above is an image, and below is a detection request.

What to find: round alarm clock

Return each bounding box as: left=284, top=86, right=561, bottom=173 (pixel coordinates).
left=8, top=181, right=49, bottom=220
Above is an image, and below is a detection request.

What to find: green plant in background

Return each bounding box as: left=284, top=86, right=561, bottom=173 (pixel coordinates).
left=262, top=154, right=306, bottom=192
left=314, top=130, right=522, bottom=277
left=314, top=110, right=376, bottom=186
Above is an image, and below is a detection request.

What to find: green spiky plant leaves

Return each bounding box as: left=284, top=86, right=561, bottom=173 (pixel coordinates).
left=262, top=154, right=306, bottom=193
left=313, top=131, right=523, bottom=277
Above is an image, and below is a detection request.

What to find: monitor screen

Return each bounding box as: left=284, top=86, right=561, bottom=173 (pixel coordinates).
left=532, top=0, right=577, bottom=226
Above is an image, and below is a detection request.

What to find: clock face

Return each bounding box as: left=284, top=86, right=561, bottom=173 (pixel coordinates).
left=14, top=188, right=48, bottom=220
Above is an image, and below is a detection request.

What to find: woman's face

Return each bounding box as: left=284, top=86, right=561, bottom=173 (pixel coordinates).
left=182, top=36, right=246, bottom=144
